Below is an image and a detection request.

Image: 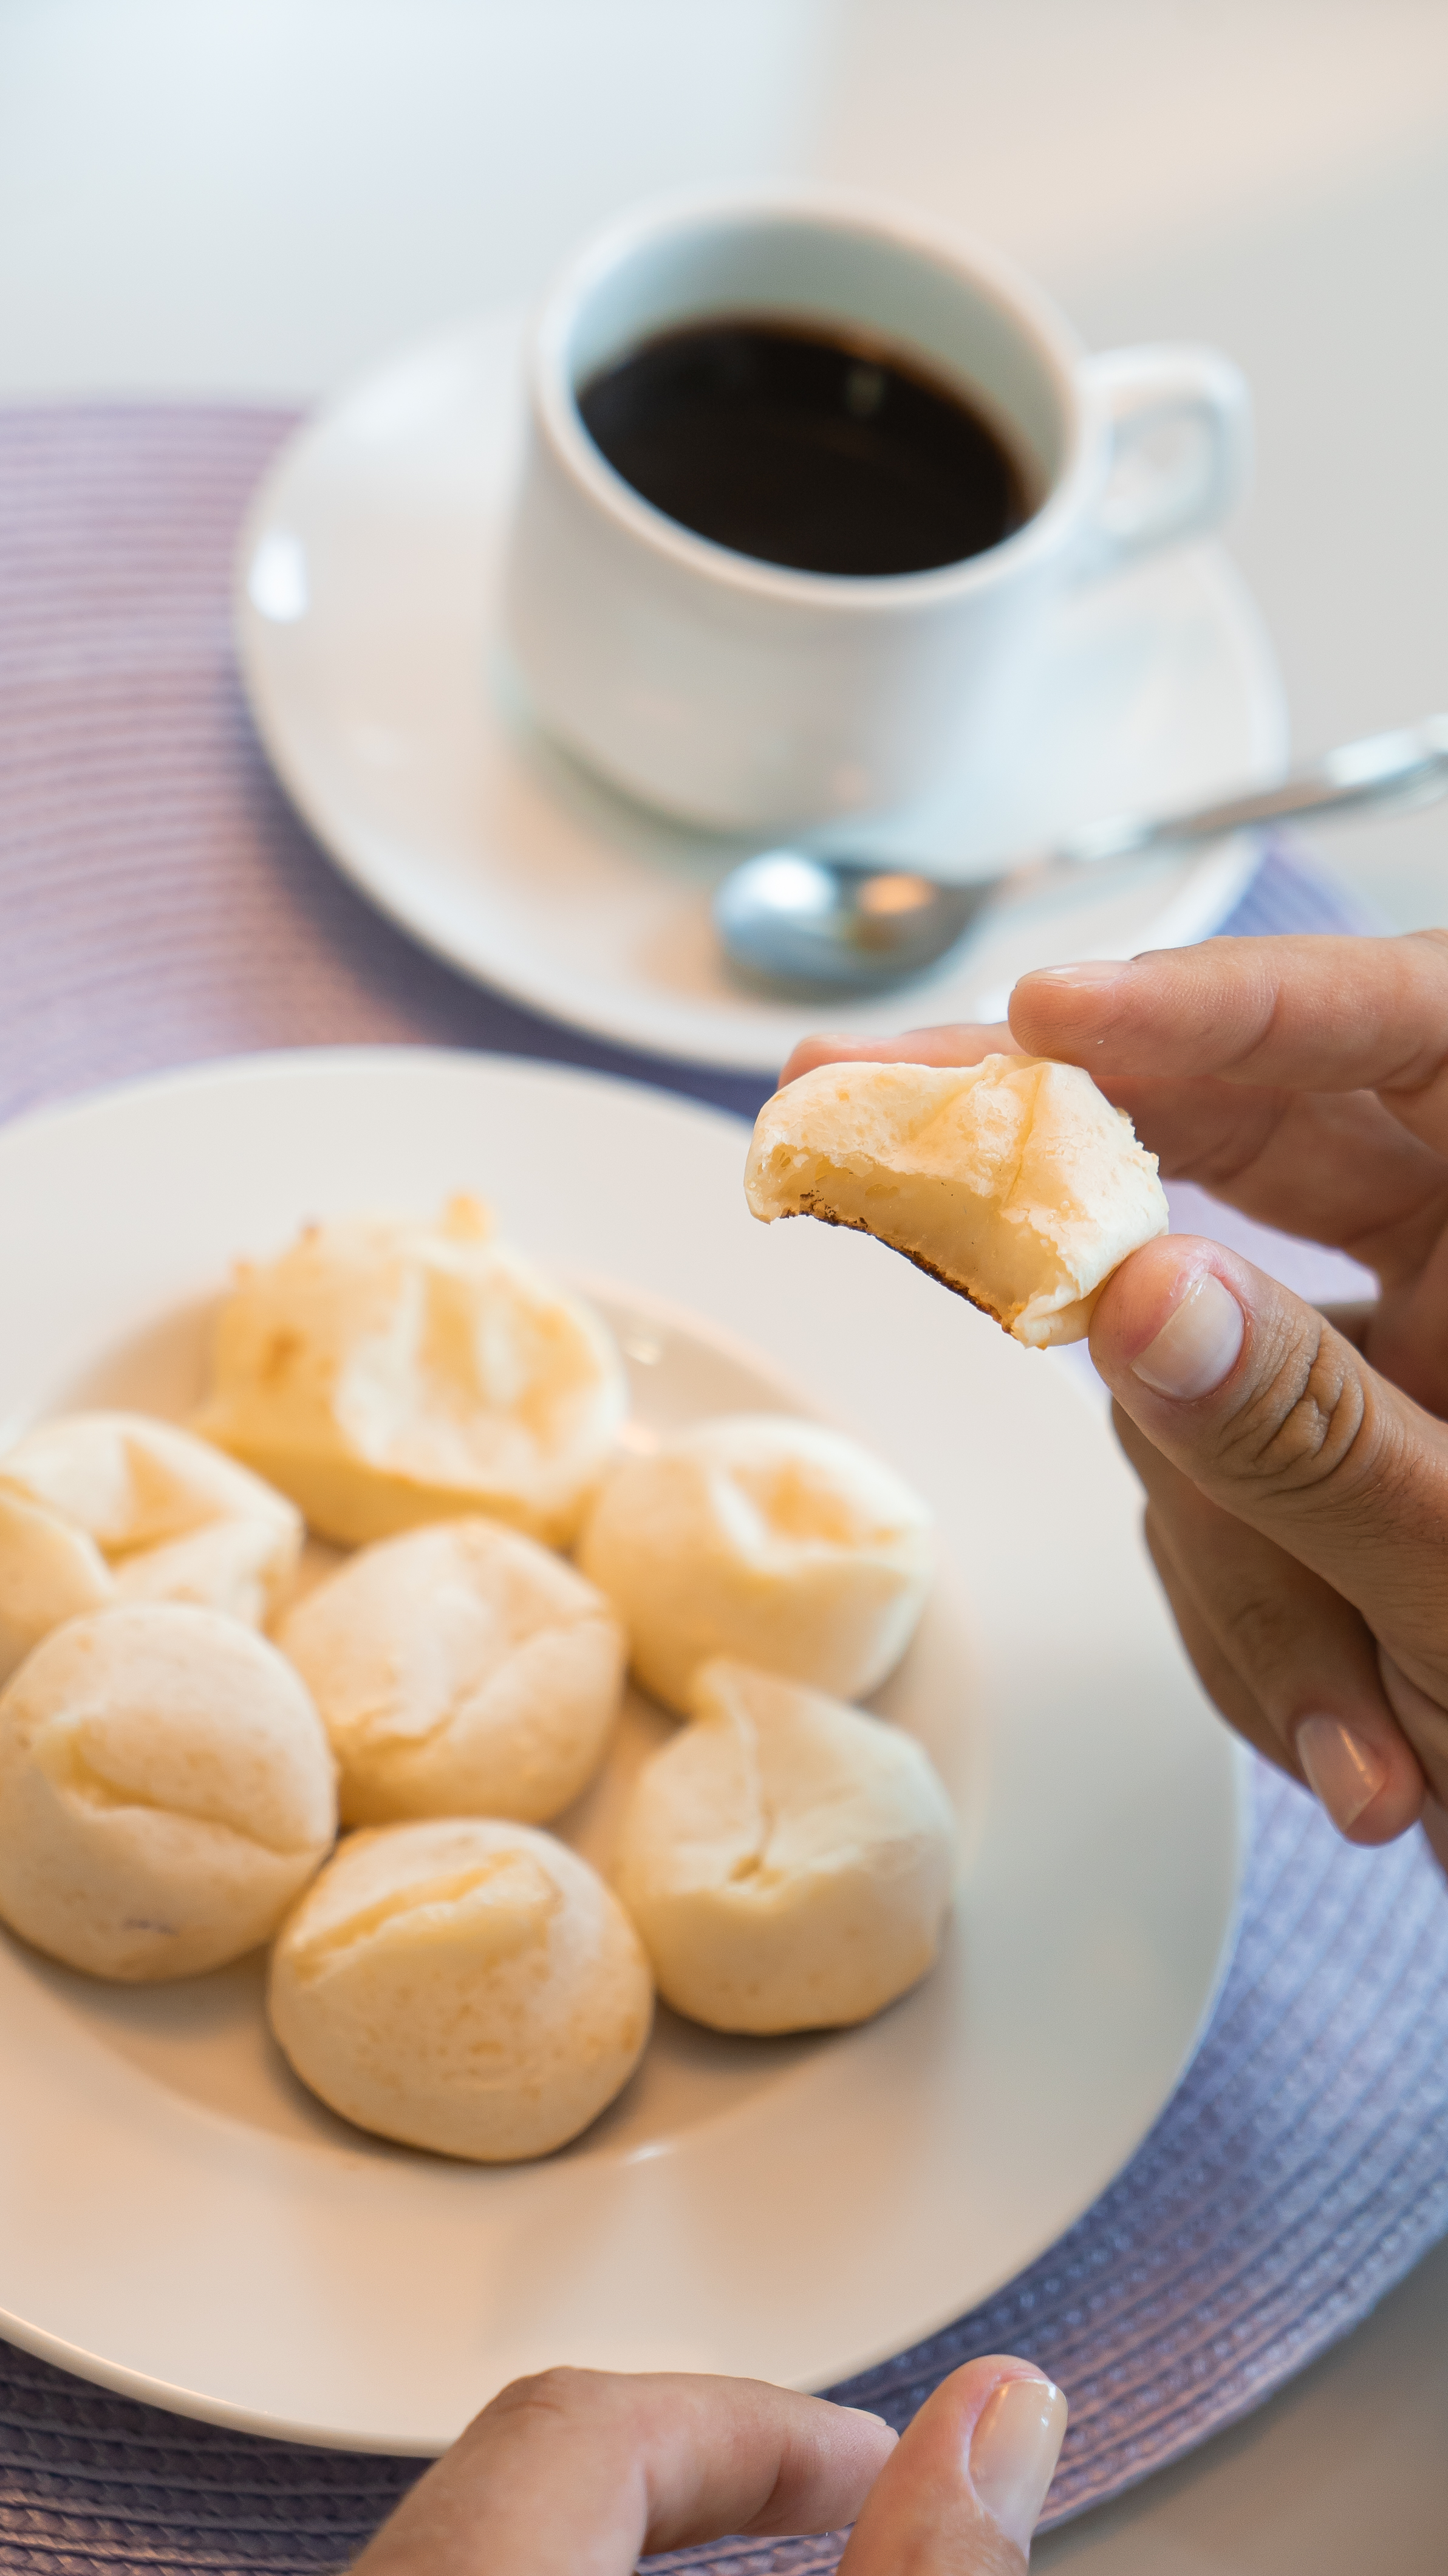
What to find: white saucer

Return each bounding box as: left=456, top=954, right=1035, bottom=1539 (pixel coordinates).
left=235, top=315, right=1286, bottom=1075
left=0, top=1051, right=1243, bottom=2449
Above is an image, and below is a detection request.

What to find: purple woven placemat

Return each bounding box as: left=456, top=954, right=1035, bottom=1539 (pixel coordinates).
left=2, top=404, right=1446, bottom=2571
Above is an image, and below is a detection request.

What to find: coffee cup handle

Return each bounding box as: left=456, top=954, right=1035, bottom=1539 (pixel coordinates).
left=1076, top=343, right=1252, bottom=575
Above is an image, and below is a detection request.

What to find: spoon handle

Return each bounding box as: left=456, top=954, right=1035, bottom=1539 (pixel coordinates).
left=1057, top=714, right=1448, bottom=868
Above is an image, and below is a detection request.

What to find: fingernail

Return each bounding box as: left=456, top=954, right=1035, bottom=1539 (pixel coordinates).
left=970, top=2375, right=1068, bottom=2552
left=1017, top=960, right=1128, bottom=987
left=1132, top=1272, right=1245, bottom=1400
left=1297, top=1715, right=1386, bottom=1834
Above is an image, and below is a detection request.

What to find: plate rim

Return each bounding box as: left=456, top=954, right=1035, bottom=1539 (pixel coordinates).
left=0, top=1738, right=1252, bottom=2458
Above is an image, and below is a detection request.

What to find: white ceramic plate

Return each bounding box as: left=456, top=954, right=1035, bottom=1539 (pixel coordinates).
left=234, top=316, right=1286, bottom=1075
left=0, top=1051, right=1245, bottom=2451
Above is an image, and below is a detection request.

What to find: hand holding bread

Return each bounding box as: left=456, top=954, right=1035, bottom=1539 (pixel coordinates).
left=776, top=934, right=1448, bottom=1877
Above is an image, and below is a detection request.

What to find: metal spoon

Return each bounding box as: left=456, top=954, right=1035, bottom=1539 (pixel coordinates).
left=713, top=714, right=1448, bottom=993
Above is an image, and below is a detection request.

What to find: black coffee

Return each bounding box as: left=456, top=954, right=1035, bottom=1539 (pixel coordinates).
left=578, top=315, right=1033, bottom=578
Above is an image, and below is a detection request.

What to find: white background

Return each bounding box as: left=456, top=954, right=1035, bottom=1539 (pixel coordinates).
left=2, top=4, right=1447, bottom=2561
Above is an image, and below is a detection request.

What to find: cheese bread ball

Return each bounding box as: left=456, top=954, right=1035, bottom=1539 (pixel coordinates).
left=615, top=1657, right=958, bottom=2032
left=0, top=1487, right=112, bottom=1689
left=745, top=1053, right=1169, bottom=1347
left=276, top=1519, right=626, bottom=1826
left=0, top=1603, right=336, bottom=1981
left=268, top=1818, right=652, bottom=2160
left=576, top=1414, right=934, bottom=1713
left=194, top=1195, right=627, bottom=1549
left=0, top=1413, right=302, bottom=1684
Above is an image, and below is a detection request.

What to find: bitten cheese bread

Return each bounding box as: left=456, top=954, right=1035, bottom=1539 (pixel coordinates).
left=0, top=1413, right=302, bottom=1684
left=0, top=1603, right=336, bottom=1981
left=193, top=1196, right=627, bottom=1549
left=743, top=1053, right=1169, bottom=1346
left=276, top=1518, right=626, bottom=1826
left=576, top=1413, right=934, bottom=1714
left=613, top=1657, right=958, bottom=2033
left=268, top=1818, right=653, bottom=2160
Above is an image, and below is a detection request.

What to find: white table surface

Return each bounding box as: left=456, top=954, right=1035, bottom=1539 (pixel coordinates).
left=3, top=4, right=1447, bottom=2561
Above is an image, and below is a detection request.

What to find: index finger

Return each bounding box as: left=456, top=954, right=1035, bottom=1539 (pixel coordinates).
left=351, top=2368, right=896, bottom=2576
left=1008, top=932, right=1448, bottom=1150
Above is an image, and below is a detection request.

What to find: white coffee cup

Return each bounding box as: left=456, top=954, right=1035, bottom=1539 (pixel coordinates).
left=503, top=189, right=1251, bottom=834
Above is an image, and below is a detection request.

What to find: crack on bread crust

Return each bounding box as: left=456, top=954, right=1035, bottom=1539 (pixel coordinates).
left=782, top=1198, right=1013, bottom=1335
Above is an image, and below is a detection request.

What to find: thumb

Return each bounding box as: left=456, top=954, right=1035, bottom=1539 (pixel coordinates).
left=1091, top=1237, right=1448, bottom=1773
left=838, top=2359, right=1067, bottom=2573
